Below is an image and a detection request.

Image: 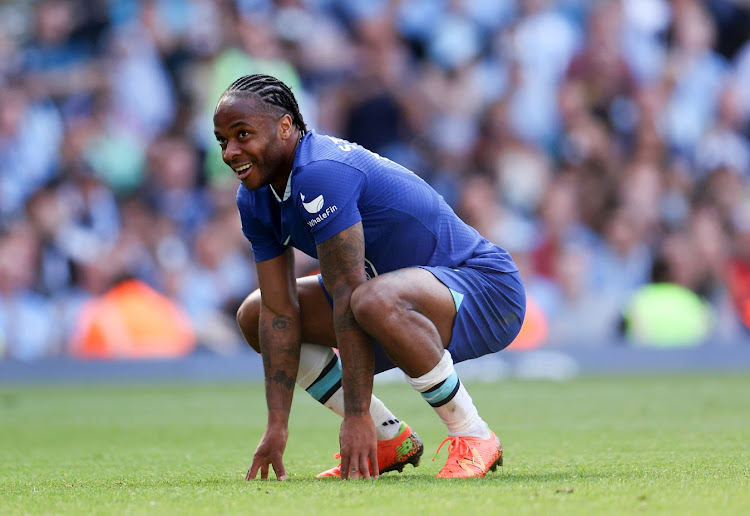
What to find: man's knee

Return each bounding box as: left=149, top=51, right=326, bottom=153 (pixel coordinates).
left=351, top=280, right=404, bottom=330
left=237, top=290, right=261, bottom=353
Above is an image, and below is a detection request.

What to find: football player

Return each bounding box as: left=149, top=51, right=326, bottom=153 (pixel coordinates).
left=213, top=74, right=525, bottom=480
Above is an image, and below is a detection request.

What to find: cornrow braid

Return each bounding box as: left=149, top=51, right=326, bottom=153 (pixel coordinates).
left=224, top=74, right=308, bottom=134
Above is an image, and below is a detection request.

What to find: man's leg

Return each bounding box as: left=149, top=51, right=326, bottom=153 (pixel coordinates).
left=236, top=275, right=423, bottom=475
left=350, top=267, right=509, bottom=478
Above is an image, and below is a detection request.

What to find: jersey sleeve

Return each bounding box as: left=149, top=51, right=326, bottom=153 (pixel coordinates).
left=236, top=189, right=286, bottom=262
left=293, top=160, right=366, bottom=244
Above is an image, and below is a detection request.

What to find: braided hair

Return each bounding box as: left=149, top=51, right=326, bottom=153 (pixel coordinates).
left=222, top=74, right=308, bottom=135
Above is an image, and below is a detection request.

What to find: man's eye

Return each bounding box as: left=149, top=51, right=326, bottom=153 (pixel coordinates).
left=238, top=130, right=249, bottom=138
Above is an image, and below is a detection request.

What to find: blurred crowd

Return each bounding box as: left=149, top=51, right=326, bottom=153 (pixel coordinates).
left=1, top=0, right=750, bottom=360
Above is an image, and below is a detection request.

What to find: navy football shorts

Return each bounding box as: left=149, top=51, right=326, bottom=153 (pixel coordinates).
left=317, top=263, right=526, bottom=374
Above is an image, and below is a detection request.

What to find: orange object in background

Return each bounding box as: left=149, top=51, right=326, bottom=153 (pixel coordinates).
left=70, top=280, right=196, bottom=359
left=506, top=295, right=547, bottom=351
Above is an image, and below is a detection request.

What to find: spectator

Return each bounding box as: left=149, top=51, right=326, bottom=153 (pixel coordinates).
left=167, top=211, right=254, bottom=355
left=0, top=80, right=64, bottom=219
left=0, top=0, right=748, bottom=359
left=0, top=220, right=60, bottom=360
left=661, top=0, right=729, bottom=157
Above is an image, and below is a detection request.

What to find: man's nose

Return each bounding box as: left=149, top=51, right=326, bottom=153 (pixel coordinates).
left=224, top=139, right=241, bottom=161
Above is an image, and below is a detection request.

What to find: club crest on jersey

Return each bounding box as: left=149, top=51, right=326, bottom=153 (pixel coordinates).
left=300, top=192, right=325, bottom=214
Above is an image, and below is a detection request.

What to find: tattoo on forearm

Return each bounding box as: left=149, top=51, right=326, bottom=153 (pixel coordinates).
left=258, top=323, right=272, bottom=373
left=317, top=223, right=374, bottom=415
left=272, top=315, right=293, bottom=331
left=269, top=370, right=296, bottom=391
left=336, top=310, right=359, bottom=331
left=342, top=363, right=374, bottom=415
left=319, top=225, right=366, bottom=300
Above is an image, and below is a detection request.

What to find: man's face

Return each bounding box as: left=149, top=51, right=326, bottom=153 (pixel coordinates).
left=213, top=93, right=290, bottom=191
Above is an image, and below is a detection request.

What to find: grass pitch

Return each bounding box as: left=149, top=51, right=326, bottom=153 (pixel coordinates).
left=1, top=373, right=749, bottom=515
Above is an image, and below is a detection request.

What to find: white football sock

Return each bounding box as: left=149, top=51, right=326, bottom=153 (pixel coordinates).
left=405, top=349, right=490, bottom=438
left=296, top=344, right=401, bottom=440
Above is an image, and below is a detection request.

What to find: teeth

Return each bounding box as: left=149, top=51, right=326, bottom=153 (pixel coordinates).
left=235, top=163, right=252, bottom=172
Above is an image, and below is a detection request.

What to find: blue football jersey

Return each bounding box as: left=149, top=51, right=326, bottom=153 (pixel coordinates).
left=236, top=131, right=518, bottom=276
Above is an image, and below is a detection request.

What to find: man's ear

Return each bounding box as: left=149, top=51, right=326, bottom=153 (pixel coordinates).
left=278, top=114, right=294, bottom=140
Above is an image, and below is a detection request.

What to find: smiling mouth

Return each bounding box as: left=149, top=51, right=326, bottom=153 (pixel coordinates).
left=234, top=163, right=253, bottom=180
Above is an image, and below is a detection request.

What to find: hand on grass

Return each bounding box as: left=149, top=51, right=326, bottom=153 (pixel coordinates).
left=246, top=424, right=289, bottom=481
left=339, top=414, right=378, bottom=480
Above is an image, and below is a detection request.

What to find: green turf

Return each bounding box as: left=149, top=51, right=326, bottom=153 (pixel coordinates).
left=1, top=373, right=749, bottom=515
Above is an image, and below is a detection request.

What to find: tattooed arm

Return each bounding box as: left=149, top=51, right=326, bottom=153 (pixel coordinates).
left=246, top=248, right=301, bottom=481
left=317, top=222, right=377, bottom=479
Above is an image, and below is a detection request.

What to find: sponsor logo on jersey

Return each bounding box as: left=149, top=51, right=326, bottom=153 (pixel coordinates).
left=301, top=193, right=325, bottom=214
left=301, top=192, right=338, bottom=228
left=305, top=205, right=338, bottom=228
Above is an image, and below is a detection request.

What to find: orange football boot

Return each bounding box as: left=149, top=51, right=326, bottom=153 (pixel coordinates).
left=316, top=422, right=423, bottom=478
left=434, top=431, right=503, bottom=478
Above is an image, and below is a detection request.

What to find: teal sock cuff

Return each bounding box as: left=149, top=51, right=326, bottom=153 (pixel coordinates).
left=420, top=371, right=460, bottom=408
left=306, top=354, right=342, bottom=404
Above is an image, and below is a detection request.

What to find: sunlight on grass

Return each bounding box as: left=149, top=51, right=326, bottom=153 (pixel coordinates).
left=2, top=374, right=749, bottom=515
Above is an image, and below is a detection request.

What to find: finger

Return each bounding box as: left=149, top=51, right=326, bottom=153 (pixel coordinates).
left=247, top=460, right=261, bottom=481
left=260, top=464, right=269, bottom=480
left=349, top=456, right=360, bottom=481
left=369, top=448, right=379, bottom=480
left=272, top=458, right=287, bottom=481
left=340, top=453, right=351, bottom=480
left=359, top=453, right=370, bottom=480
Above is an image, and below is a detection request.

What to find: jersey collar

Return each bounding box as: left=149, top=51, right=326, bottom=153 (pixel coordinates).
left=272, top=131, right=308, bottom=202
left=270, top=171, right=293, bottom=202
